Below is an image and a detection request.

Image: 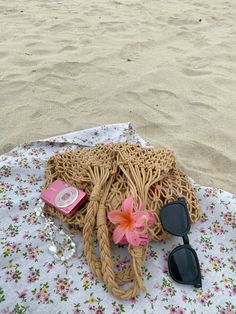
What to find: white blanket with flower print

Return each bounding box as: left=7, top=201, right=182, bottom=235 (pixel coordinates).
left=0, top=123, right=235, bottom=314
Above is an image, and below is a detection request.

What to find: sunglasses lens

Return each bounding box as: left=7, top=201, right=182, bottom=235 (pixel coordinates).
left=160, top=203, right=189, bottom=235
left=169, top=247, right=199, bottom=283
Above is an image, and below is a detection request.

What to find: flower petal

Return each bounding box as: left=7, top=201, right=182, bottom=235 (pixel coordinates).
left=133, top=211, right=149, bottom=227
left=138, top=233, right=149, bottom=247
left=146, top=212, right=155, bottom=226
left=139, top=203, right=144, bottom=211
left=125, top=228, right=143, bottom=246
left=108, top=210, right=122, bottom=225
left=119, top=235, right=129, bottom=245
left=113, top=225, right=126, bottom=244
left=133, top=211, right=155, bottom=227
left=121, top=196, right=134, bottom=213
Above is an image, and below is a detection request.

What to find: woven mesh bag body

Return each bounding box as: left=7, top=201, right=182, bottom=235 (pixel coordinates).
left=43, top=144, right=201, bottom=299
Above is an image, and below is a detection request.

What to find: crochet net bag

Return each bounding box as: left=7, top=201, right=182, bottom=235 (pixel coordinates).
left=43, top=143, right=201, bottom=299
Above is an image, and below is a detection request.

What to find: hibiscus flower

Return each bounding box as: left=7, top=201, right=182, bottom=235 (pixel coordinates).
left=108, top=196, right=155, bottom=247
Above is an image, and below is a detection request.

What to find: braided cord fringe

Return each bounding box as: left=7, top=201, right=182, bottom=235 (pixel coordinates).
left=84, top=173, right=146, bottom=299
left=83, top=166, right=110, bottom=280
left=96, top=197, right=147, bottom=298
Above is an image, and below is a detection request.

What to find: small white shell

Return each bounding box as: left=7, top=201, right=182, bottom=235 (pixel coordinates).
left=35, top=210, right=41, bottom=217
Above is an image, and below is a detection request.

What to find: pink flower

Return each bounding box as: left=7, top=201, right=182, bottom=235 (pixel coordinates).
left=47, top=263, right=53, bottom=270
left=170, top=306, right=177, bottom=313
left=130, top=297, right=137, bottom=304
left=231, top=259, right=236, bottom=266
left=27, top=247, right=33, bottom=253
left=108, top=197, right=155, bottom=247
left=17, top=290, right=28, bottom=299
left=198, top=297, right=206, bottom=305
left=205, top=293, right=211, bottom=299
left=11, top=216, right=19, bottom=222
left=163, top=264, right=168, bottom=273
left=167, top=287, right=173, bottom=294
left=163, top=251, right=169, bottom=261
left=11, top=243, right=17, bottom=250
left=182, top=295, right=187, bottom=302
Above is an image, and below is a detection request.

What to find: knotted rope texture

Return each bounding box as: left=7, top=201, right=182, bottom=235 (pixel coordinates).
left=43, top=143, right=201, bottom=299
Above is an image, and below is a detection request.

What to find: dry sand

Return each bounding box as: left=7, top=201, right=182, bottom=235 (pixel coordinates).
left=0, top=0, right=236, bottom=193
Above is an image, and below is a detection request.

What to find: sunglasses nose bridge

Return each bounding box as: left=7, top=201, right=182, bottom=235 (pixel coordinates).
left=183, top=234, right=189, bottom=245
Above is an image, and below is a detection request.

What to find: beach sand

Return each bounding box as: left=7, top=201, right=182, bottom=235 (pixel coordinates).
left=0, top=0, right=235, bottom=193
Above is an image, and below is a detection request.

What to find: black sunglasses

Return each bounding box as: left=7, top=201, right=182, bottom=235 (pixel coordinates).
left=160, top=197, right=202, bottom=288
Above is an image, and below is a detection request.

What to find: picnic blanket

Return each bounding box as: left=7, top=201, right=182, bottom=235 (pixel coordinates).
left=0, top=123, right=235, bottom=314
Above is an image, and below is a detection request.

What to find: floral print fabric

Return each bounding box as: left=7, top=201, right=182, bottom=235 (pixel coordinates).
left=0, top=123, right=235, bottom=314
